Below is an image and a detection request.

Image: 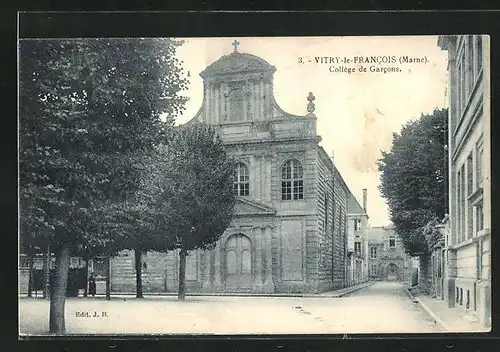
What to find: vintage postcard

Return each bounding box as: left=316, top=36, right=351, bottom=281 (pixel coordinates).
left=18, top=35, right=491, bottom=336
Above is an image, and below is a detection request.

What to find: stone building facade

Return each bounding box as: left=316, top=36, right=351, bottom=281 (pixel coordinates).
left=438, top=35, right=491, bottom=327
left=107, top=46, right=352, bottom=294
left=365, top=226, right=411, bottom=282
left=346, top=189, right=369, bottom=286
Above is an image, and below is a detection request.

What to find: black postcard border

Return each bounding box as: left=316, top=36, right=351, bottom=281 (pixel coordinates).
left=7, top=9, right=500, bottom=352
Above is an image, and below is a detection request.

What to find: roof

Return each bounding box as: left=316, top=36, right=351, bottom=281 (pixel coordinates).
left=347, top=192, right=364, bottom=215
left=200, top=51, right=276, bottom=78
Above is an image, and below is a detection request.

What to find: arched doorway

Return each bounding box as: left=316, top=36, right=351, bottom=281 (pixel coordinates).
left=387, top=263, right=399, bottom=281
left=225, top=234, right=253, bottom=291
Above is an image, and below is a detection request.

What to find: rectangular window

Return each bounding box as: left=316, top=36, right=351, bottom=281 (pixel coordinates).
left=370, top=246, right=377, bottom=259
left=457, top=49, right=466, bottom=116
left=293, top=180, right=304, bottom=200
left=461, top=50, right=467, bottom=111
left=354, top=219, right=361, bottom=231
left=281, top=181, right=292, bottom=200
left=476, top=36, right=483, bottom=75
left=476, top=202, right=484, bottom=232
left=389, top=237, right=396, bottom=248
left=355, top=242, right=361, bottom=255
left=476, top=138, right=484, bottom=189
left=460, top=288, right=463, bottom=305
left=467, top=36, right=475, bottom=94
left=456, top=57, right=462, bottom=117
left=467, top=154, right=474, bottom=239
left=456, top=287, right=460, bottom=303
left=370, top=264, right=377, bottom=276
left=467, top=153, right=473, bottom=196
left=461, top=165, right=466, bottom=242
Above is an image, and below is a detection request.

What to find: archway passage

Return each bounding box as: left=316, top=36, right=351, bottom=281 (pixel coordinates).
left=387, top=263, right=399, bottom=281
left=225, top=234, right=253, bottom=291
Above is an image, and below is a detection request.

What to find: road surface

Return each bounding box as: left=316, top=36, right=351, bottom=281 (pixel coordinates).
left=19, top=281, right=441, bottom=335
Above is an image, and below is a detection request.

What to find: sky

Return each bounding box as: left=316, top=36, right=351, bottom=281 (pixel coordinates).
left=172, top=36, right=449, bottom=227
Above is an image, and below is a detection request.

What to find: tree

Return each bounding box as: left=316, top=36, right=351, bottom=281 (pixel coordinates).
left=378, top=108, right=448, bottom=256
left=158, top=123, right=237, bottom=300
left=19, top=38, right=188, bottom=333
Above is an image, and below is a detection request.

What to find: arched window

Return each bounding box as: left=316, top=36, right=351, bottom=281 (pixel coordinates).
left=281, top=159, right=304, bottom=200
left=233, top=162, right=249, bottom=196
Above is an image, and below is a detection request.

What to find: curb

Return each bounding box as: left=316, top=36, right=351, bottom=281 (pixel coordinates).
left=336, top=281, right=375, bottom=297
left=19, top=282, right=376, bottom=300
left=403, top=286, right=419, bottom=303
left=300, top=281, right=374, bottom=298
left=414, top=296, right=450, bottom=331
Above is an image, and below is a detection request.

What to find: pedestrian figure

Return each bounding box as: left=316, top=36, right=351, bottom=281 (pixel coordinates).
left=88, top=272, right=96, bottom=297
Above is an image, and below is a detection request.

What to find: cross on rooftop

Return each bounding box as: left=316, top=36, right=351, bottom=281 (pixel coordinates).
left=232, top=39, right=240, bottom=52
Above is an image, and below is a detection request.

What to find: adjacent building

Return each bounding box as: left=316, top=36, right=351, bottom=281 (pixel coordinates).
left=365, top=226, right=411, bottom=282
left=346, top=189, right=369, bottom=286
left=437, top=35, right=491, bottom=327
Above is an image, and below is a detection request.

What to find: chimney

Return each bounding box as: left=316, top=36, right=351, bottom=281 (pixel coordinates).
left=362, top=188, right=367, bottom=213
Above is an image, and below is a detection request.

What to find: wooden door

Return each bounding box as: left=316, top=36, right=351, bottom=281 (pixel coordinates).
left=225, top=234, right=253, bottom=291
left=387, top=263, right=398, bottom=281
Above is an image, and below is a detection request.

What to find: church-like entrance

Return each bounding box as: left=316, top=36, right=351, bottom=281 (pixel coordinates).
left=225, top=234, right=253, bottom=291
left=386, top=263, right=398, bottom=281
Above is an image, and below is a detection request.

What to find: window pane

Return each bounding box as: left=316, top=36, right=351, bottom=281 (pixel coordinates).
left=226, top=250, right=237, bottom=274
left=241, top=250, right=251, bottom=273
left=282, top=181, right=291, bottom=200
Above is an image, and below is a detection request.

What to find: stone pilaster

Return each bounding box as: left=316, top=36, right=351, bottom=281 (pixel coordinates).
left=259, top=80, right=264, bottom=120
left=252, top=226, right=264, bottom=291
left=250, top=155, right=257, bottom=198
left=262, top=226, right=275, bottom=293
left=444, top=247, right=457, bottom=307
left=212, top=240, right=223, bottom=291
left=201, top=250, right=212, bottom=292
left=265, top=155, right=272, bottom=202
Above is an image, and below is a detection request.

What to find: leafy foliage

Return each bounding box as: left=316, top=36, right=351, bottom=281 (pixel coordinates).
left=378, top=108, right=448, bottom=255
left=19, top=38, right=188, bottom=331
left=159, top=123, right=238, bottom=251
left=19, top=38, right=188, bottom=254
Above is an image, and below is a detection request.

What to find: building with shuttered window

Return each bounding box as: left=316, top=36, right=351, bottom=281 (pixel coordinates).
left=437, top=35, right=491, bottom=328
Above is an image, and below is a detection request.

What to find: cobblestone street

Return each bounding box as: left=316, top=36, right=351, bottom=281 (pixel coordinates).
left=19, top=282, right=441, bottom=335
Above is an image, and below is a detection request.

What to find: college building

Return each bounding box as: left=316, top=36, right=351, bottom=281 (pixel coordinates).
left=437, top=35, right=491, bottom=327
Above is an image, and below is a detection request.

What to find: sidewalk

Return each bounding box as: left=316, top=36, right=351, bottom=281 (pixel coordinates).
left=316, top=281, right=374, bottom=297
left=20, top=281, right=374, bottom=299
left=406, top=290, right=490, bottom=333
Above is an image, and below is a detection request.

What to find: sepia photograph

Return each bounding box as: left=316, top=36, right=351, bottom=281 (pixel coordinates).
left=18, top=34, right=491, bottom=336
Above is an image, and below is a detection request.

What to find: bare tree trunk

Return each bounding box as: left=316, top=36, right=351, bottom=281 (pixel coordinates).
left=44, top=242, right=51, bottom=299
left=418, top=254, right=431, bottom=294
left=178, top=249, right=187, bottom=301
left=135, top=248, right=144, bottom=298
left=105, top=257, right=111, bottom=300
left=27, top=254, right=34, bottom=298
left=42, top=247, right=48, bottom=299
left=83, top=255, right=89, bottom=298
left=49, top=243, right=70, bottom=334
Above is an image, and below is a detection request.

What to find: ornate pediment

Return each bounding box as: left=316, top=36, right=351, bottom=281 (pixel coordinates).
left=233, top=198, right=276, bottom=216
